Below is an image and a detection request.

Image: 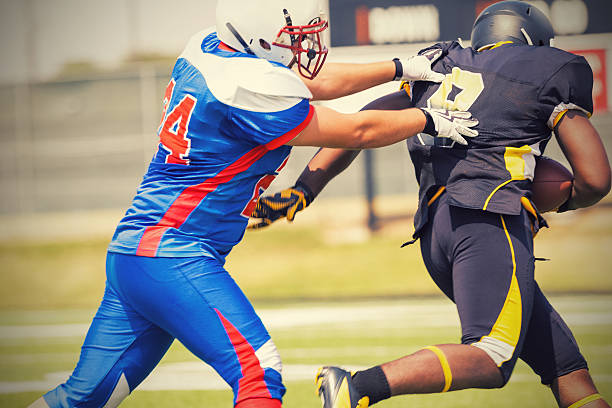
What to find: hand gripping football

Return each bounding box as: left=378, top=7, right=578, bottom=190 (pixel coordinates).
left=531, top=156, right=573, bottom=213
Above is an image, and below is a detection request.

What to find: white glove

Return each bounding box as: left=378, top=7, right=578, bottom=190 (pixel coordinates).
left=421, top=108, right=479, bottom=145
left=397, top=55, right=445, bottom=82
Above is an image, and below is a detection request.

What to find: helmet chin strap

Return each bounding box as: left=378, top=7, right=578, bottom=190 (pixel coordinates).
left=287, top=55, right=298, bottom=69
left=225, top=22, right=255, bottom=55
left=302, top=49, right=317, bottom=73
left=283, top=9, right=298, bottom=46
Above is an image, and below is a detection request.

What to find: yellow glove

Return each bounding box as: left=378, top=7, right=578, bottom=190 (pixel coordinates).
left=248, top=183, right=313, bottom=230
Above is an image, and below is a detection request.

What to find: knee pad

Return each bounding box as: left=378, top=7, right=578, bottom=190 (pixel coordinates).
left=232, top=338, right=285, bottom=406
left=43, top=372, right=130, bottom=408
left=471, top=339, right=515, bottom=385
left=254, top=338, right=285, bottom=400
left=101, top=373, right=130, bottom=408
left=255, top=338, right=282, bottom=374
left=27, top=397, right=50, bottom=408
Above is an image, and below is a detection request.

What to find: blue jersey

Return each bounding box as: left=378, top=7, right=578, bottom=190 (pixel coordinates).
left=108, top=29, right=314, bottom=260
left=408, top=41, right=593, bottom=235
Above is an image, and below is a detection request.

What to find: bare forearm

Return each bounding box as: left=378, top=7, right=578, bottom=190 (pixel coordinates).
left=289, top=105, right=426, bottom=149
left=295, top=90, right=414, bottom=196
left=303, top=61, right=396, bottom=101
left=555, top=111, right=611, bottom=210
left=352, top=108, right=427, bottom=148
left=296, top=148, right=360, bottom=197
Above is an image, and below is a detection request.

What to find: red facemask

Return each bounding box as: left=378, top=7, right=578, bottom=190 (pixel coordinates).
left=273, top=15, right=329, bottom=80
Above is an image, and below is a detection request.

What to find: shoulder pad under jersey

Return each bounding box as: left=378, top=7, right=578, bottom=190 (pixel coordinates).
left=179, top=30, right=312, bottom=112
left=536, top=50, right=594, bottom=128
left=417, top=41, right=458, bottom=61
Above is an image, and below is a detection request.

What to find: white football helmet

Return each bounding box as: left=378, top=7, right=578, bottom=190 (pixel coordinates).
left=216, top=0, right=328, bottom=79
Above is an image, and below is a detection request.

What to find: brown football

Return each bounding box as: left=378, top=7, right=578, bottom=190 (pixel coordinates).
left=531, top=156, right=573, bottom=213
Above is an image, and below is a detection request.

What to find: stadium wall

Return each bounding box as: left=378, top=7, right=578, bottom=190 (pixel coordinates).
left=328, top=0, right=612, bottom=47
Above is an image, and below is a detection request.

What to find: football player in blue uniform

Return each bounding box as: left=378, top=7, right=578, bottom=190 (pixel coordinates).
left=250, top=2, right=611, bottom=407
left=27, top=1, right=479, bottom=407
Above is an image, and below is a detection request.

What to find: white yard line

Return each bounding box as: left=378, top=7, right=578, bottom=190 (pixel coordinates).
left=0, top=302, right=460, bottom=339
left=1, top=296, right=611, bottom=393
left=0, top=364, right=328, bottom=393
left=2, top=296, right=610, bottom=340
left=3, top=362, right=612, bottom=393
left=0, top=323, right=89, bottom=339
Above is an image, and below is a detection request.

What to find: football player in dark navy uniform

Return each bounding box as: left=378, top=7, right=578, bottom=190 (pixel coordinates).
left=251, top=2, right=611, bottom=407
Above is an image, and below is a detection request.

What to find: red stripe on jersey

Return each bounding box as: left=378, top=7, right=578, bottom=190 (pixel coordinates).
left=215, top=309, right=273, bottom=404
left=241, top=155, right=291, bottom=218
left=218, top=41, right=238, bottom=52
left=236, top=398, right=281, bottom=408
left=135, top=105, right=314, bottom=257
left=267, top=105, right=314, bottom=149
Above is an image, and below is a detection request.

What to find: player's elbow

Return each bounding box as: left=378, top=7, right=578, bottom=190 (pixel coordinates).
left=306, top=76, right=339, bottom=101
left=594, top=173, right=611, bottom=199
left=583, top=178, right=610, bottom=202
left=575, top=170, right=611, bottom=205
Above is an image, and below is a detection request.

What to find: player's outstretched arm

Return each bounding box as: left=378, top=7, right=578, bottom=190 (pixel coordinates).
left=249, top=90, right=471, bottom=229
left=302, top=56, right=444, bottom=101
left=288, top=102, right=477, bottom=150
left=555, top=110, right=611, bottom=211
left=293, top=90, right=417, bottom=198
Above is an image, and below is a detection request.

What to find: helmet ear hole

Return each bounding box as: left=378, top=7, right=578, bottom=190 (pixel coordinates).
left=259, top=39, right=271, bottom=51
left=216, top=0, right=328, bottom=77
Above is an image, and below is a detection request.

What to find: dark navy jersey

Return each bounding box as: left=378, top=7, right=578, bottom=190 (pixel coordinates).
left=408, top=41, right=593, bottom=235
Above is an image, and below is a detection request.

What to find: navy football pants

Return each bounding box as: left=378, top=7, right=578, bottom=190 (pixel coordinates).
left=43, top=253, right=284, bottom=407
left=419, top=194, right=587, bottom=384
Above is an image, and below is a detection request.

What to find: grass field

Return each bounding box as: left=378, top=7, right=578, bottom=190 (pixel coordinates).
left=1, top=296, right=611, bottom=407
left=0, top=202, right=610, bottom=407
left=1, top=201, right=611, bottom=310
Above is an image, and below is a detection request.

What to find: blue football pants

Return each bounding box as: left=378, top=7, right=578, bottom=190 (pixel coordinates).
left=43, top=253, right=284, bottom=407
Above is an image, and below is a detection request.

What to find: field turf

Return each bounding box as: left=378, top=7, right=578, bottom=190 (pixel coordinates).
left=1, top=296, right=610, bottom=407
left=0, top=204, right=610, bottom=407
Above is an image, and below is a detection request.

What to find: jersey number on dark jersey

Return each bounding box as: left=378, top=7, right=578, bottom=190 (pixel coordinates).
left=418, top=67, right=484, bottom=148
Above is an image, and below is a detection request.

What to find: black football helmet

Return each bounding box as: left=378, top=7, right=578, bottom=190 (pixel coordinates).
left=471, top=1, right=554, bottom=51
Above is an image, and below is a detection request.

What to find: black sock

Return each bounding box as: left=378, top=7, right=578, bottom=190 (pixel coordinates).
left=352, top=366, right=391, bottom=405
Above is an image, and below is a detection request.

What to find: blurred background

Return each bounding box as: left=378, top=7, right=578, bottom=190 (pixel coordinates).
left=1, top=0, right=610, bottom=228
left=0, top=0, right=611, bottom=407
left=0, top=0, right=611, bottom=234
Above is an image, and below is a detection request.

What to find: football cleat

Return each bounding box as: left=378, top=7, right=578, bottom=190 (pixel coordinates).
left=315, top=366, right=369, bottom=408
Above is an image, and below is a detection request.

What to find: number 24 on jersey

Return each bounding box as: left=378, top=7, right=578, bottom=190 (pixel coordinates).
left=158, top=79, right=196, bottom=165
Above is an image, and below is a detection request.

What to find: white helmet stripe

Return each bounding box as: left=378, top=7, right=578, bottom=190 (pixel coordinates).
left=520, top=28, right=534, bottom=45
